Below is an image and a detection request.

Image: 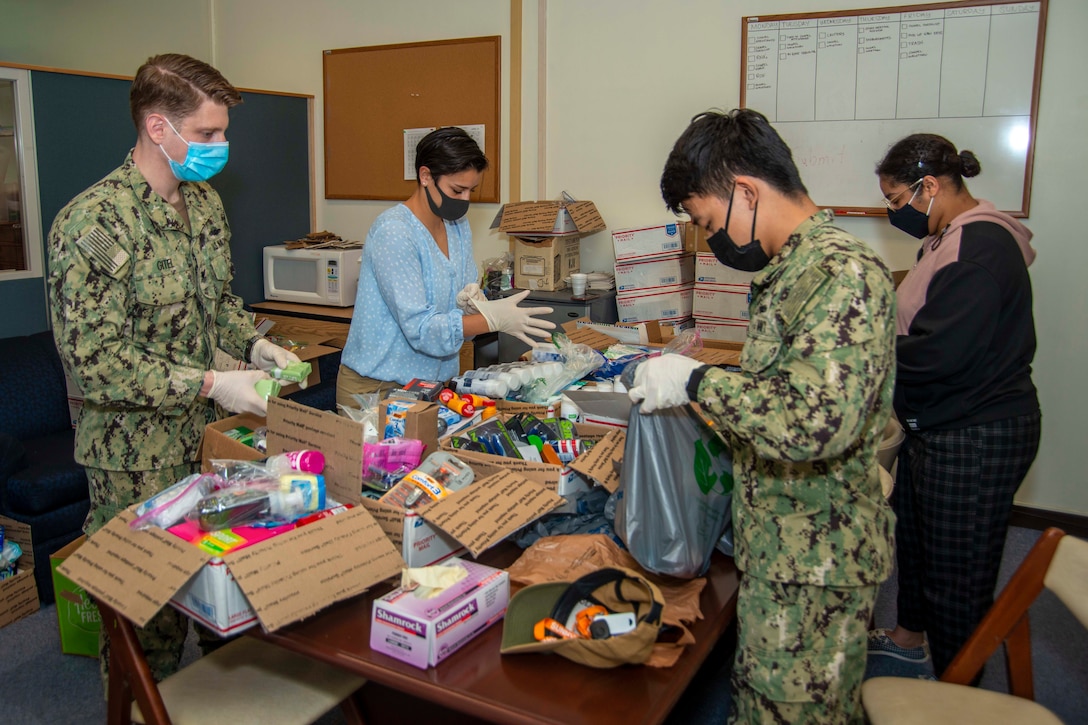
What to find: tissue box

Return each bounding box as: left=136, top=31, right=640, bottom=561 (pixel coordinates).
left=370, top=560, right=509, bottom=669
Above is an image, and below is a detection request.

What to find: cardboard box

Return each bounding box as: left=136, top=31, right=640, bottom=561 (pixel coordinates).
left=442, top=415, right=625, bottom=495
left=614, top=254, right=695, bottom=292
left=695, top=253, right=758, bottom=286
left=491, top=199, right=606, bottom=238
left=642, top=319, right=744, bottom=367
left=379, top=399, right=440, bottom=457
left=0, top=516, right=39, bottom=630
left=696, top=318, right=750, bottom=344
left=563, top=390, right=633, bottom=430
left=50, top=536, right=101, bottom=656
left=200, top=412, right=267, bottom=473
left=265, top=399, right=565, bottom=568
left=616, top=284, right=694, bottom=324
left=512, top=235, right=581, bottom=291
left=682, top=221, right=712, bottom=254
left=611, top=223, right=694, bottom=263
left=693, top=285, right=751, bottom=321
left=370, top=559, right=509, bottom=669
left=213, top=333, right=339, bottom=395
left=58, top=457, right=408, bottom=635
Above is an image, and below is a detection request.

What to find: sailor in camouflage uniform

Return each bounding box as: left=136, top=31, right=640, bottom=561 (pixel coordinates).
left=631, top=109, right=896, bottom=723
left=47, top=54, right=300, bottom=684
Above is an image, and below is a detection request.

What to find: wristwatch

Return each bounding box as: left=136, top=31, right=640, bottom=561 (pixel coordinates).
left=243, top=334, right=265, bottom=362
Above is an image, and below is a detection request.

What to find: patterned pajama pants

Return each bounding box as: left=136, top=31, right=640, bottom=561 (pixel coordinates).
left=893, top=412, right=1042, bottom=676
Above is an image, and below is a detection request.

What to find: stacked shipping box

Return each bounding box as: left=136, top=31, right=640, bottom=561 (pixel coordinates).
left=490, top=197, right=607, bottom=292
left=610, top=222, right=696, bottom=330
left=686, top=223, right=755, bottom=342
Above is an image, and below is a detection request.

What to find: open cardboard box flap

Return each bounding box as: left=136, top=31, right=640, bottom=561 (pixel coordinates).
left=266, top=398, right=364, bottom=505
left=360, top=468, right=563, bottom=558
left=58, top=497, right=405, bottom=632
left=419, top=469, right=563, bottom=556
left=490, top=199, right=606, bottom=236
left=567, top=429, right=627, bottom=493
left=222, top=507, right=404, bottom=632
left=57, top=509, right=207, bottom=628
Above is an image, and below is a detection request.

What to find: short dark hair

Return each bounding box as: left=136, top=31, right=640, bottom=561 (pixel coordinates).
left=130, top=53, right=242, bottom=130
left=875, top=133, right=981, bottom=192
left=414, top=127, right=489, bottom=182
left=660, top=108, right=807, bottom=214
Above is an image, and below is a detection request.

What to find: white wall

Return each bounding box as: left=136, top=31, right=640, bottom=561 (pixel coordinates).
left=2, top=0, right=1085, bottom=516
left=0, top=0, right=213, bottom=75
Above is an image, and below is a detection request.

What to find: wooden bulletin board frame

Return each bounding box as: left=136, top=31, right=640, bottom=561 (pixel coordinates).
left=740, top=0, right=1048, bottom=217
left=323, top=36, right=501, bottom=202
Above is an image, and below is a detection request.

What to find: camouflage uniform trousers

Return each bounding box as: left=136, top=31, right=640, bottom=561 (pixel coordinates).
left=729, top=575, right=878, bottom=724
left=86, top=464, right=230, bottom=688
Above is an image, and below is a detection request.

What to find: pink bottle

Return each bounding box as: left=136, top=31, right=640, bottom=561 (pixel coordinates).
left=264, top=449, right=326, bottom=475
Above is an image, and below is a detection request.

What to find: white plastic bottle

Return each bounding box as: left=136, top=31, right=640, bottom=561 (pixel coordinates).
left=264, top=450, right=326, bottom=475
left=452, top=375, right=509, bottom=399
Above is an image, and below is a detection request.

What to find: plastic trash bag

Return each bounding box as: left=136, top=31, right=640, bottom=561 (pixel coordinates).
left=614, top=402, right=733, bottom=578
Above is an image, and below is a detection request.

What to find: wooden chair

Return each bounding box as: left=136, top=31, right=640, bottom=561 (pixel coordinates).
left=863, top=527, right=1088, bottom=724
left=97, top=600, right=368, bottom=725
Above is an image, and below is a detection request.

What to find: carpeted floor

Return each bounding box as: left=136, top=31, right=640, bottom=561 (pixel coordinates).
left=1, top=525, right=1084, bottom=724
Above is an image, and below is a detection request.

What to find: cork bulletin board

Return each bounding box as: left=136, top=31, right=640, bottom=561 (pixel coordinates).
left=323, top=36, right=501, bottom=202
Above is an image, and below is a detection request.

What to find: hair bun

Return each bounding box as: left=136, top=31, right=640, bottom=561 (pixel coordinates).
left=959, top=150, right=982, bottom=178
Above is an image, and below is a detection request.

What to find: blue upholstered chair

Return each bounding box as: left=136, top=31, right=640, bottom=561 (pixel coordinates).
left=0, top=330, right=89, bottom=603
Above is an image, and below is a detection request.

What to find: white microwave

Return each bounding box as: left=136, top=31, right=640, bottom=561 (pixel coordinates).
left=263, top=244, right=362, bottom=307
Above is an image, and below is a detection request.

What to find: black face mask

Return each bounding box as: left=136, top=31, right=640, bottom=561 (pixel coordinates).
left=886, top=188, right=933, bottom=240
left=426, top=180, right=470, bottom=221
left=706, top=188, right=770, bottom=272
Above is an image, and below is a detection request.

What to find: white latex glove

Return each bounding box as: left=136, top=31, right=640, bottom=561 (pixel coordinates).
left=251, top=338, right=301, bottom=371
left=455, top=282, right=486, bottom=311
left=628, top=354, right=704, bottom=413
left=208, top=370, right=272, bottom=416
left=473, top=290, right=556, bottom=346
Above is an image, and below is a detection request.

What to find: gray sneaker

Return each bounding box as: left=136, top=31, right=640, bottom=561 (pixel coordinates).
left=867, top=629, right=931, bottom=663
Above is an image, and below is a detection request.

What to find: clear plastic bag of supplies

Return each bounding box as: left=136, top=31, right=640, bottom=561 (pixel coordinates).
left=613, top=401, right=733, bottom=578
left=521, top=332, right=604, bottom=403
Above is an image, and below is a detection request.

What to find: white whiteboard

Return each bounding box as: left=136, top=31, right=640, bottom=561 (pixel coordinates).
left=741, top=0, right=1048, bottom=217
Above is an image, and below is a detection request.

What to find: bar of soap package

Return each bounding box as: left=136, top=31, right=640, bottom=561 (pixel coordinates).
left=370, top=559, right=509, bottom=669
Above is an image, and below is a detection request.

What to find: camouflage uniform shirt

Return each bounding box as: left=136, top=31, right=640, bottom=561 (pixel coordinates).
left=694, top=209, right=896, bottom=587
left=48, top=151, right=257, bottom=471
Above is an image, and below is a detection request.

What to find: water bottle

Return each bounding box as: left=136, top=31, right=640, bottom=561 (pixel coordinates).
left=452, top=375, right=509, bottom=399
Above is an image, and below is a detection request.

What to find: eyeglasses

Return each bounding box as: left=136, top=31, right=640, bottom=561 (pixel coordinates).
left=881, top=178, right=923, bottom=210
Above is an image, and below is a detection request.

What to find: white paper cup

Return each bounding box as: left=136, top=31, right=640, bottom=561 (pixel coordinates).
left=570, top=273, right=587, bottom=296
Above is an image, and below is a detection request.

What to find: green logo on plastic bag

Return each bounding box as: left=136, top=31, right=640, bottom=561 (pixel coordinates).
left=693, top=434, right=733, bottom=496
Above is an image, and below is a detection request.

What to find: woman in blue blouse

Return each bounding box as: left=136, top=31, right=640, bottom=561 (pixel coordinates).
left=337, top=127, right=554, bottom=407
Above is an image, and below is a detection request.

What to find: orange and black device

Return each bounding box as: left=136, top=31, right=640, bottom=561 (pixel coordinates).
left=533, top=618, right=580, bottom=641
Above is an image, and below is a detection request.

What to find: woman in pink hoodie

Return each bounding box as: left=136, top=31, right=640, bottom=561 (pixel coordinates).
left=867, top=133, right=1041, bottom=679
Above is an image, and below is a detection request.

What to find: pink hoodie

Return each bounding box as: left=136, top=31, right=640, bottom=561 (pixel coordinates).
left=896, top=200, right=1035, bottom=336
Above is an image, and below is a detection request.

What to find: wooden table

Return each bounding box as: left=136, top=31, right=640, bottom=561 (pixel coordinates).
left=254, top=545, right=739, bottom=725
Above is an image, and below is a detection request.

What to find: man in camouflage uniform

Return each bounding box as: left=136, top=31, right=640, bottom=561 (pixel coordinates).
left=630, top=109, right=896, bottom=723
left=48, top=54, right=300, bottom=683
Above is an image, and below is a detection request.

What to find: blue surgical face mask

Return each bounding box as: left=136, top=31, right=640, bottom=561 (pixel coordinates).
left=159, top=117, right=229, bottom=182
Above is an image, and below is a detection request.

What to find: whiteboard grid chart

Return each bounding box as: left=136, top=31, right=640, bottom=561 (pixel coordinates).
left=741, top=1, right=1046, bottom=215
